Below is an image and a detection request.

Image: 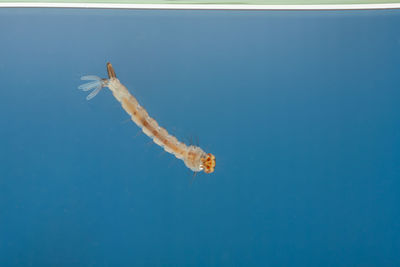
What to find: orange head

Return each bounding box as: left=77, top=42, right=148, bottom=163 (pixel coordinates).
left=201, top=153, right=216, bottom=174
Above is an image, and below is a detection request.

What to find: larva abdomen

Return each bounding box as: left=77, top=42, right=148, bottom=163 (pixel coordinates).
left=142, top=126, right=153, bottom=137
left=153, top=137, right=164, bottom=146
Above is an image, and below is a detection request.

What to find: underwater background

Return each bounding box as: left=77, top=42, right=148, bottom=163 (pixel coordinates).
left=0, top=8, right=399, bottom=266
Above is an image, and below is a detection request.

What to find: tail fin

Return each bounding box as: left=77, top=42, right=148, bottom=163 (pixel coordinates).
left=78, top=75, right=103, bottom=100
left=107, top=62, right=117, bottom=79
left=78, top=62, right=115, bottom=100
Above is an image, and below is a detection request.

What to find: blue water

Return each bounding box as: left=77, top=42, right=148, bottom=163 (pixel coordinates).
left=0, top=8, right=399, bottom=266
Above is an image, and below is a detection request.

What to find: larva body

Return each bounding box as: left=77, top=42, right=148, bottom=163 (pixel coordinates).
left=79, top=63, right=215, bottom=174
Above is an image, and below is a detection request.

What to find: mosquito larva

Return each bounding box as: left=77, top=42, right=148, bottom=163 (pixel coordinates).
left=78, top=62, right=216, bottom=174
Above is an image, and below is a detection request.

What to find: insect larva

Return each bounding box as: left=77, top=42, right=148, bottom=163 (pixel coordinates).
left=79, top=62, right=216, bottom=174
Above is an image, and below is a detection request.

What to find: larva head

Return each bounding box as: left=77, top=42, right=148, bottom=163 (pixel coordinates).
left=202, top=153, right=216, bottom=174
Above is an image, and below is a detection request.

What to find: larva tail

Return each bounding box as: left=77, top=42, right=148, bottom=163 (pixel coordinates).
left=78, top=75, right=104, bottom=100
left=107, top=62, right=117, bottom=79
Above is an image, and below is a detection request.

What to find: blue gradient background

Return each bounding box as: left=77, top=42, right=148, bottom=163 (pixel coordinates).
left=0, top=8, right=399, bottom=266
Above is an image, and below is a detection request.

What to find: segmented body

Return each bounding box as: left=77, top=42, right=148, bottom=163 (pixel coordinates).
left=79, top=63, right=215, bottom=173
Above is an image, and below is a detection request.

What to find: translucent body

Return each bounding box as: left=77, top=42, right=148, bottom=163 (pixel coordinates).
left=79, top=63, right=215, bottom=173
